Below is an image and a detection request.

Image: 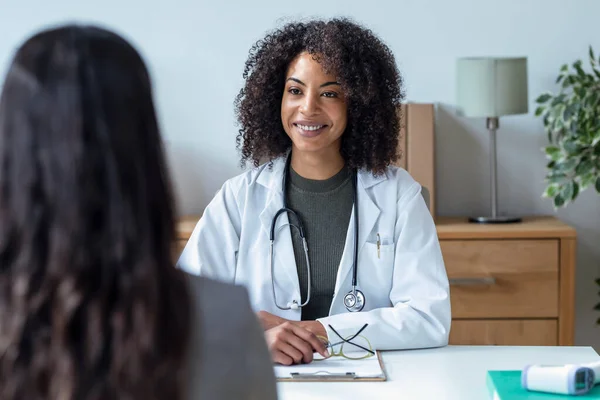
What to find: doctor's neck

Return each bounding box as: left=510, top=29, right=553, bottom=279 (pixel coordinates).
left=290, top=147, right=345, bottom=180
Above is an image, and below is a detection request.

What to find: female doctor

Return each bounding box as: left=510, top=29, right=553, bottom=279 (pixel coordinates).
left=178, top=17, right=451, bottom=365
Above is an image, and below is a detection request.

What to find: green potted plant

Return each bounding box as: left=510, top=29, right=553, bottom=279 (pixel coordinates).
left=534, top=46, right=600, bottom=324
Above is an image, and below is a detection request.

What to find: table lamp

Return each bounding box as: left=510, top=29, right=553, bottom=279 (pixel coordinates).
left=456, top=56, right=528, bottom=223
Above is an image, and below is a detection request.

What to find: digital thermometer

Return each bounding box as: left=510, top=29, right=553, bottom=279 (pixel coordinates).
left=585, top=361, right=600, bottom=385
left=522, top=362, right=599, bottom=395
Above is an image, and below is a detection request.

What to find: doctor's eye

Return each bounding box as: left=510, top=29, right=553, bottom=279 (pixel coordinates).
left=321, top=91, right=339, bottom=98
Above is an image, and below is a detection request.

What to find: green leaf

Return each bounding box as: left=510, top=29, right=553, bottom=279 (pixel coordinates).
left=596, top=278, right=600, bottom=286
left=596, top=177, right=600, bottom=193
left=575, top=159, right=594, bottom=176
left=556, top=158, right=578, bottom=173
left=547, top=172, right=567, bottom=183
left=595, top=302, right=600, bottom=311
left=574, top=86, right=586, bottom=98
left=585, top=73, right=596, bottom=83
left=553, top=193, right=565, bottom=207
left=561, top=181, right=575, bottom=201
left=554, top=118, right=565, bottom=134
left=597, top=317, right=600, bottom=325
left=570, top=120, right=580, bottom=136
left=590, top=46, right=596, bottom=64
left=574, top=60, right=586, bottom=78
left=545, top=146, right=560, bottom=156
left=563, top=103, right=577, bottom=122
left=581, top=173, right=597, bottom=189
left=560, top=64, right=569, bottom=73
left=589, top=92, right=599, bottom=108
left=551, top=151, right=563, bottom=162
left=563, top=140, right=580, bottom=155
left=543, top=184, right=560, bottom=198
left=546, top=160, right=556, bottom=169
left=556, top=74, right=564, bottom=84
left=535, top=106, right=545, bottom=117
left=536, top=93, right=552, bottom=104
left=551, top=94, right=567, bottom=107
left=571, top=181, right=579, bottom=201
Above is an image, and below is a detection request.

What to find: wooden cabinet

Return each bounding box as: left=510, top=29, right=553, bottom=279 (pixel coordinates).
left=175, top=214, right=577, bottom=346
left=436, top=216, right=576, bottom=346
left=175, top=215, right=200, bottom=257
left=449, top=320, right=558, bottom=346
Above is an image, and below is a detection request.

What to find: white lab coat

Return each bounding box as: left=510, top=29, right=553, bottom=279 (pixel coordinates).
left=178, top=157, right=451, bottom=351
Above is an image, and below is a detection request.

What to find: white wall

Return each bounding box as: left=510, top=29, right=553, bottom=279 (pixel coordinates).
left=1, top=0, right=599, bottom=350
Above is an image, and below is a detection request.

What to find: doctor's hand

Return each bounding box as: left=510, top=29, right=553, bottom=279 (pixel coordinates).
left=265, top=322, right=329, bottom=365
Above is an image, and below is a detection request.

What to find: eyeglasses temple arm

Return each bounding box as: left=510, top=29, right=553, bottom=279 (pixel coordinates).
left=326, top=324, right=374, bottom=355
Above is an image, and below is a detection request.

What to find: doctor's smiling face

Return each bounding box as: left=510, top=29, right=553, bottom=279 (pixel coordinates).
left=281, top=52, right=347, bottom=156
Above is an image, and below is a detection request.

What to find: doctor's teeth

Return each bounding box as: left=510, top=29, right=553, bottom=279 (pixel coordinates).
left=298, top=124, right=324, bottom=131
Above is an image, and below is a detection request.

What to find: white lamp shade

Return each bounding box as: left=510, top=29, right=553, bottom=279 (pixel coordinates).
left=456, top=57, right=528, bottom=118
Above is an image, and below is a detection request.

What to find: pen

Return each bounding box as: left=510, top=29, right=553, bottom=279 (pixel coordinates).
left=376, top=233, right=380, bottom=259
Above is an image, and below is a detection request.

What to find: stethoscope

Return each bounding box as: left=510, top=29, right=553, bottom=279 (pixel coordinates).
left=269, top=154, right=365, bottom=313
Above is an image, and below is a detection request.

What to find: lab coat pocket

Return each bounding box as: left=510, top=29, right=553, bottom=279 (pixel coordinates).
left=363, top=241, right=394, bottom=264
left=359, top=241, right=395, bottom=308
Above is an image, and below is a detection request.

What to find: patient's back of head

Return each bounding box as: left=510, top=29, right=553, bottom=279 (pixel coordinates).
left=0, top=25, right=190, bottom=399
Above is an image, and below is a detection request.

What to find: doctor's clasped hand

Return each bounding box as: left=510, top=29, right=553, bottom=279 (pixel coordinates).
left=264, top=321, right=329, bottom=365
left=258, top=310, right=329, bottom=365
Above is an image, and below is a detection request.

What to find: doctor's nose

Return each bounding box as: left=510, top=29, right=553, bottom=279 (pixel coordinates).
left=299, top=94, right=320, bottom=115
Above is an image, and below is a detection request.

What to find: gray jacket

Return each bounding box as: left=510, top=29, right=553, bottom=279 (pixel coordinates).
left=183, top=273, right=278, bottom=400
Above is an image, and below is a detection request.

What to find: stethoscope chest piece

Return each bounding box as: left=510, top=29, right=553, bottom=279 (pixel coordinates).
left=343, top=288, right=365, bottom=312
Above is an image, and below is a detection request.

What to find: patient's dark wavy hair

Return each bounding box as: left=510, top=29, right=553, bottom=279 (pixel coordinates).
left=0, top=25, right=190, bottom=400
left=234, top=17, right=405, bottom=174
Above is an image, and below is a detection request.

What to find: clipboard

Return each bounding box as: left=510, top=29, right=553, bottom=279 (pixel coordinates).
left=275, top=351, right=387, bottom=382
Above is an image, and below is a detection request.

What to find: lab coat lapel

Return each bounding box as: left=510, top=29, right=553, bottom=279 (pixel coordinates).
left=333, top=171, right=381, bottom=297
left=258, top=159, right=300, bottom=299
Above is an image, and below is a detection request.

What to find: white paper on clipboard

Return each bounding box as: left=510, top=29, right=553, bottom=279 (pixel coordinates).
left=274, top=353, right=386, bottom=380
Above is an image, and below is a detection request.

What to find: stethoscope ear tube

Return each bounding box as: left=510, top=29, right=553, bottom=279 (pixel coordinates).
left=270, top=208, right=305, bottom=240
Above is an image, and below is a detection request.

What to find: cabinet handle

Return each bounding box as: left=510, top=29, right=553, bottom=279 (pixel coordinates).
left=449, top=277, right=496, bottom=286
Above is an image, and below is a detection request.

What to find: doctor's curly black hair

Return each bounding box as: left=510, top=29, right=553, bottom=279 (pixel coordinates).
left=234, top=17, right=405, bottom=174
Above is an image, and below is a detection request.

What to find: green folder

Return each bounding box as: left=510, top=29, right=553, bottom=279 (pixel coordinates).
left=487, top=371, right=600, bottom=399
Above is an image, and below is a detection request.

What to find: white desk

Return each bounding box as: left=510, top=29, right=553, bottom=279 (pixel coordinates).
left=276, top=345, right=600, bottom=400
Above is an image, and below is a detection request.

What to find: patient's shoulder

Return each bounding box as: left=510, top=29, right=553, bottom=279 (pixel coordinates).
left=187, top=274, right=247, bottom=301
left=183, top=273, right=255, bottom=335
left=181, top=273, right=277, bottom=400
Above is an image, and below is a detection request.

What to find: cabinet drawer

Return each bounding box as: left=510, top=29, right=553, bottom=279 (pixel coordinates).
left=441, top=240, right=559, bottom=318
left=449, top=319, right=557, bottom=346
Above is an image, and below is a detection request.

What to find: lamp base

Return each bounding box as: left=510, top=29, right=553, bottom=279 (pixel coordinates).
left=469, top=215, right=522, bottom=224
